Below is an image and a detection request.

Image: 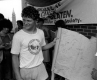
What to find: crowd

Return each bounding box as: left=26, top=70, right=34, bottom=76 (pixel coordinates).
left=0, top=6, right=56, bottom=80
left=0, top=13, right=14, bottom=80
left=0, top=6, right=97, bottom=80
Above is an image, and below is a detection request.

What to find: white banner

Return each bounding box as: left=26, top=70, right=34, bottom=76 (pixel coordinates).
left=27, top=0, right=97, bottom=25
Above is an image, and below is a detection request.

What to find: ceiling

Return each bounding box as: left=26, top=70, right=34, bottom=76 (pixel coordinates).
left=27, top=0, right=61, bottom=7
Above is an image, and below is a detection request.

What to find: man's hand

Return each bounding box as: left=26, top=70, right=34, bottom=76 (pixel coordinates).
left=53, top=37, right=59, bottom=43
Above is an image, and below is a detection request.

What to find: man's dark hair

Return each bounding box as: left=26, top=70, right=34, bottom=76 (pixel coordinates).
left=21, top=6, right=40, bottom=20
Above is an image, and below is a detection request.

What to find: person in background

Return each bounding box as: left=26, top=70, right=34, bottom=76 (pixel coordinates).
left=11, top=6, right=57, bottom=80
left=51, top=19, right=66, bottom=50
left=17, top=20, right=23, bottom=31
left=0, top=18, right=13, bottom=80
left=37, top=18, right=51, bottom=67
left=50, top=20, right=66, bottom=42
left=15, top=20, right=23, bottom=33
left=55, top=20, right=66, bottom=33
left=0, top=15, right=5, bottom=80
left=37, top=18, right=51, bottom=42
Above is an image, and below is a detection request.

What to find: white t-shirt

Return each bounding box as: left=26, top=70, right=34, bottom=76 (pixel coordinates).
left=11, top=28, right=46, bottom=68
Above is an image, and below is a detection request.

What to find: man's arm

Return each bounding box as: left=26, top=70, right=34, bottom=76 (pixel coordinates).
left=12, top=54, right=23, bottom=80
left=42, top=38, right=56, bottom=51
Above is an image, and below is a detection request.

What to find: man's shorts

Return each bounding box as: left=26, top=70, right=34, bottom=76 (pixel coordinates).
left=20, top=63, right=48, bottom=80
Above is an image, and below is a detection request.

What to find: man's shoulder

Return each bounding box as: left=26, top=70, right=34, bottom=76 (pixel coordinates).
left=37, top=28, right=44, bottom=33
left=13, top=30, right=24, bottom=38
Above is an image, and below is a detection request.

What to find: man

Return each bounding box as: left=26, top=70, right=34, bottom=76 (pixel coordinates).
left=11, top=6, right=56, bottom=80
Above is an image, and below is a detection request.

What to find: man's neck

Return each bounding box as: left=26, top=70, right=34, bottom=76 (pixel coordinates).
left=23, top=27, right=37, bottom=34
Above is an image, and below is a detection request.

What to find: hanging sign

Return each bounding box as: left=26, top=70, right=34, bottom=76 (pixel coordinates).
left=27, top=0, right=97, bottom=25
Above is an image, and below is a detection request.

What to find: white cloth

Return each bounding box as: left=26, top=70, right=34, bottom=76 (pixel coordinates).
left=11, top=28, right=46, bottom=68
left=53, top=28, right=96, bottom=80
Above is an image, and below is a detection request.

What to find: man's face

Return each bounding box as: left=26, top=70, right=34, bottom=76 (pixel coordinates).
left=22, top=17, right=36, bottom=30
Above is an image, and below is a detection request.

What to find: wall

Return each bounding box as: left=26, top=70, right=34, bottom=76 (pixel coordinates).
left=66, top=24, right=97, bottom=39
left=45, top=24, right=97, bottom=40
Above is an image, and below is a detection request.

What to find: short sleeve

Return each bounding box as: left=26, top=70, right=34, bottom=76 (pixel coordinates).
left=11, top=34, right=21, bottom=55
left=41, top=30, right=46, bottom=46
